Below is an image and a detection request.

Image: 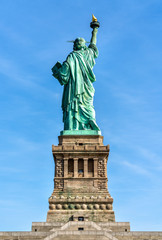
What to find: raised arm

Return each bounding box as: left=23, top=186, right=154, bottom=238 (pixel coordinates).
left=90, top=15, right=100, bottom=45
left=90, top=27, right=98, bottom=45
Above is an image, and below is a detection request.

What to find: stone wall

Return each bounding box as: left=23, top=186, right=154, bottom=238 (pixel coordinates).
left=112, top=231, right=162, bottom=240
left=1, top=230, right=162, bottom=240
left=47, top=135, right=115, bottom=223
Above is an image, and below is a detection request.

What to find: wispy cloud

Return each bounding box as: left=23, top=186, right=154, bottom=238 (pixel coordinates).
left=113, top=90, right=143, bottom=105
left=0, top=56, right=61, bottom=100
left=137, top=146, right=162, bottom=165
left=103, top=124, right=162, bottom=171
left=108, top=83, right=145, bottom=105
left=0, top=167, right=23, bottom=174
left=0, top=22, right=32, bottom=46
left=0, top=199, right=20, bottom=207
left=121, top=160, right=151, bottom=176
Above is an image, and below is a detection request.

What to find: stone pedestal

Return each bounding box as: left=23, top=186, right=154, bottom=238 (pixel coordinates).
left=46, top=135, right=115, bottom=222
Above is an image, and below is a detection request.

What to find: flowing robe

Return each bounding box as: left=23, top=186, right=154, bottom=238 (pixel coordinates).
left=52, top=44, right=100, bottom=130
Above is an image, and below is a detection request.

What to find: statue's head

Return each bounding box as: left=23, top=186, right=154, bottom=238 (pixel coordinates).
left=73, top=38, right=87, bottom=50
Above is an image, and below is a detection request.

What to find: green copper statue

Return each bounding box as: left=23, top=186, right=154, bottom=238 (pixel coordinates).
left=52, top=15, right=101, bottom=135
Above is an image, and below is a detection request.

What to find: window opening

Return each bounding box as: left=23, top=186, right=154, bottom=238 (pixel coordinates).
left=88, top=159, right=94, bottom=172
left=78, top=217, right=84, bottom=221
left=78, top=159, right=84, bottom=173
left=78, top=228, right=84, bottom=231
left=68, top=159, right=74, bottom=173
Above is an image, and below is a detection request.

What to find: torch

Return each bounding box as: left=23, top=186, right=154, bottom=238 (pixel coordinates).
left=90, top=14, right=100, bottom=29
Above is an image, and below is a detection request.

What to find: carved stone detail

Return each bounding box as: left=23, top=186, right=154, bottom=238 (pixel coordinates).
left=54, top=179, right=64, bottom=190
left=55, top=158, right=64, bottom=177
left=98, top=158, right=106, bottom=177
left=49, top=203, right=114, bottom=211
left=98, top=179, right=107, bottom=190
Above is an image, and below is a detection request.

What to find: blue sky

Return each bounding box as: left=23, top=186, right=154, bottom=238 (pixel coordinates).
left=0, top=0, right=162, bottom=232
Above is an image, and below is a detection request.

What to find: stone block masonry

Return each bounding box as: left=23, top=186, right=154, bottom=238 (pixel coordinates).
left=47, top=135, right=115, bottom=222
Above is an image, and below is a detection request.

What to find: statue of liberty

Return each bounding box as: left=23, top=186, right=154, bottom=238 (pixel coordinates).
left=52, top=15, right=101, bottom=134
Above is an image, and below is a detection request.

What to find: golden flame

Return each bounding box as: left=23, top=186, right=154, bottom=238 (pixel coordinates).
left=92, top=14, right=97, bottom=22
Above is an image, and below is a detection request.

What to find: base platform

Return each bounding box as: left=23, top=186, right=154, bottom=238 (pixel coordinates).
left=60, top=130, right=101, bottom=135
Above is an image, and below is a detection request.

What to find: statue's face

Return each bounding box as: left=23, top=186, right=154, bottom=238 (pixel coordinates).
left=73, top=38, right=86, bottom=50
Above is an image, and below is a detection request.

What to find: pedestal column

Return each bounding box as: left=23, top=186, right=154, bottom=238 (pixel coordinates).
left=74, top=158, right=78, bottom=177
left=84, top=158, right=88, bottom=177
left=94, top=158, right=98, bottom=177
left=64, top=158, right=68, bottom=177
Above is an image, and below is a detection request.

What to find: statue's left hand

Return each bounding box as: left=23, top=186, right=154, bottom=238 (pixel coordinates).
left=52, top=62, right=62, bottom=79
left=55, top=61, right=62, bottom=69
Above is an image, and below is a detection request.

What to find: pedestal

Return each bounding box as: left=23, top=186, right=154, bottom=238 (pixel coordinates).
left=46, top=135, right=115, bottom=223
